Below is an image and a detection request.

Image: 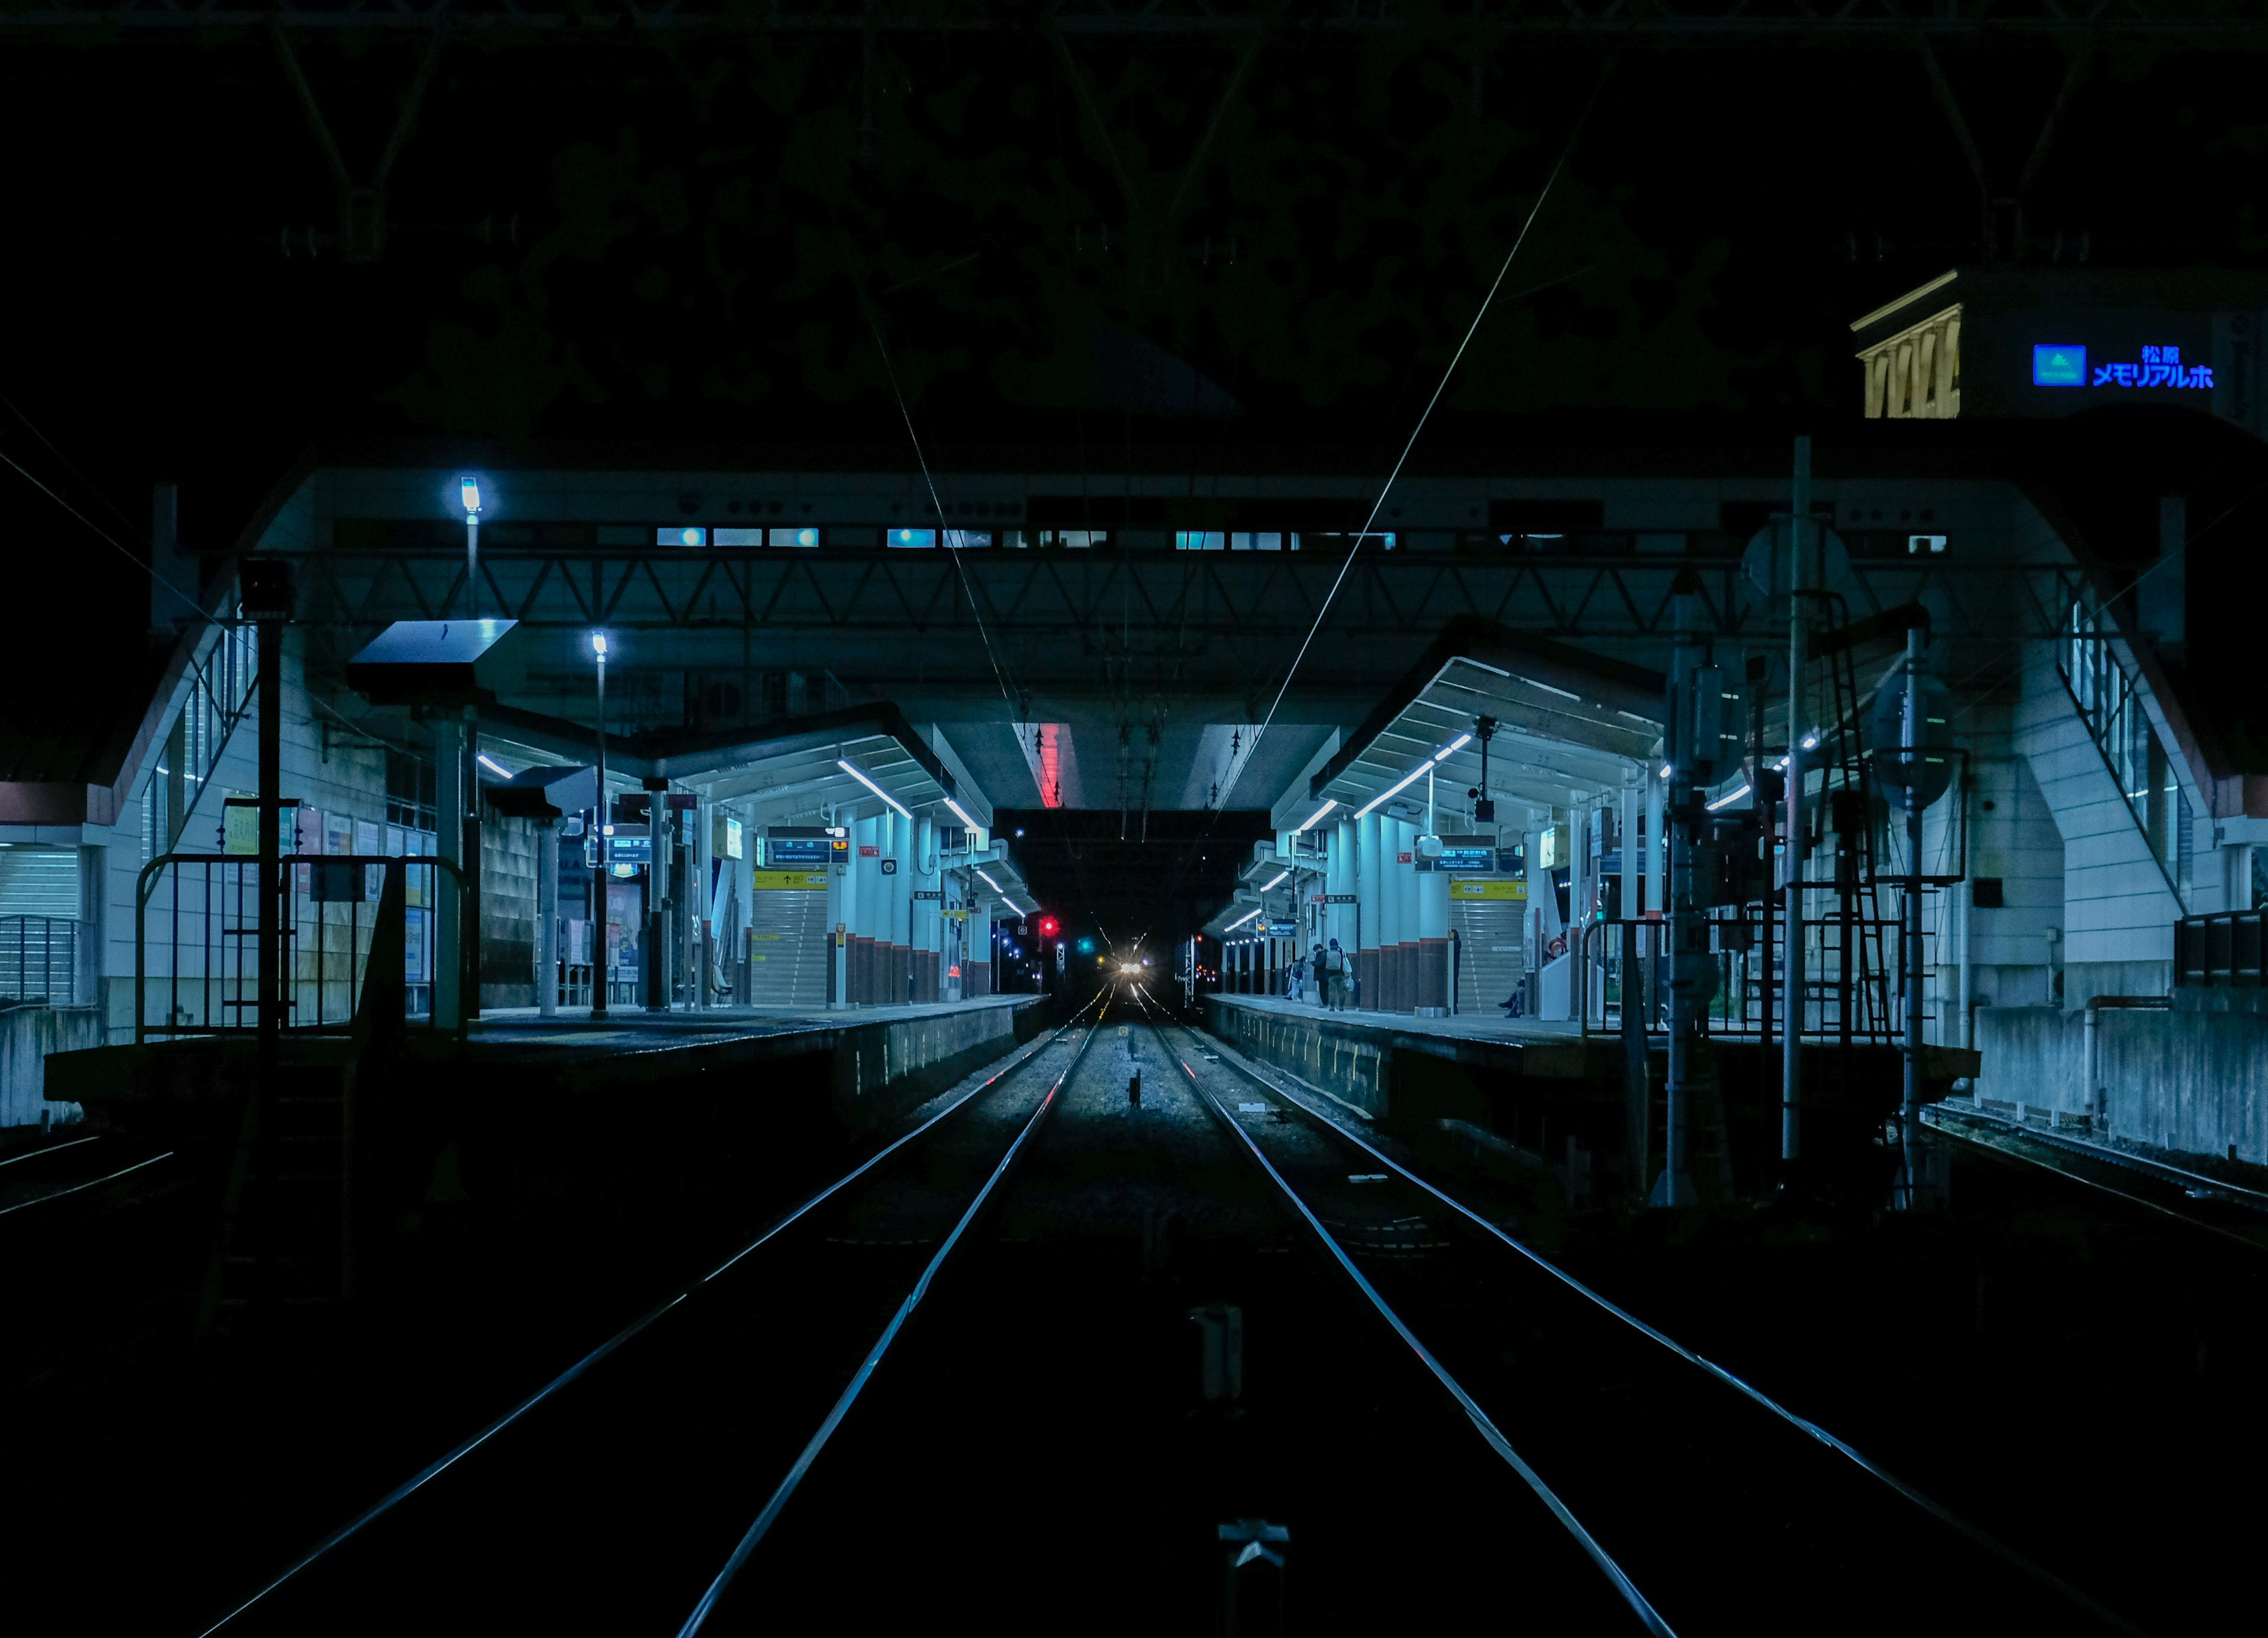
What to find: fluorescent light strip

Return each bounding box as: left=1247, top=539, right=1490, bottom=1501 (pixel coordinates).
left=943, top=797, right=979, bottom=830
left=1259, top=870, right=1289, bottom=892
left=976, top=869, right=1005, bottom=894
left=837, top=759, right=911, bottom=819
left=1705, top=784, right=1752, bottom=812
left=1354, top=763, right=1430, bottom=818
left=1353, top=735, right=1478, bottom=819
left=1295, top=799, right=1338, bottom=832
left=1223, top=906, right=1262, bottom=932
left=475, top=753, right=510, bottom=778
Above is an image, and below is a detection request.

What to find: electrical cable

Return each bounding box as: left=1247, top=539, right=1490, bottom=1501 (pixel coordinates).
left=0, top=443, right=203, bottom=616
left=1247, top=60, right=1614, bottom=759
left=1125, top=64, right=1617, bottom=954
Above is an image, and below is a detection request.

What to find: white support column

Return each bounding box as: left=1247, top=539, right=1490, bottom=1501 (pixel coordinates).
left=432, top=716, right=464, bottom=1031
left=1356, top=811, right=1382, bottom=1009
left=537, top=820, right=558, bottom=1017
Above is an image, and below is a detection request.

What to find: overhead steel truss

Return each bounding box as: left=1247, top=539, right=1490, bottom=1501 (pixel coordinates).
left=6, top=0, right=2264, bottom=42
left=273, top=544, right=2094, bottom=652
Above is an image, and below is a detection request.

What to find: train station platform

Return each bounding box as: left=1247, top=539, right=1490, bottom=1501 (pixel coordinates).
left=1203, top=993, right=1977, bottom=1196
left=49, top=993, right=1051, bottom=1146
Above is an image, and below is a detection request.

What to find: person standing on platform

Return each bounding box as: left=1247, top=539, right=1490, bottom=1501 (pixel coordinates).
left=1324, top=939, right=1349, bottom=1011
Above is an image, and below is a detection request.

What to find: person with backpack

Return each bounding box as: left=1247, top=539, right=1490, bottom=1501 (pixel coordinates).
left=1323, top=938, right=1350, bottom=1011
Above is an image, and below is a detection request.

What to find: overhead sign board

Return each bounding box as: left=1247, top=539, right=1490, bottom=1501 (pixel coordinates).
left=1451, top=877, right=1527, bottom=901
left=1418, top=843, right=1497, bottom=874
left=766, top=827, right=843, bottom=867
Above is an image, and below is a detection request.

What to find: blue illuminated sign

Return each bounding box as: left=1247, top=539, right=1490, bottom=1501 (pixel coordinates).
left=2035, top=342, right=2214, bottom=391
left=2093, top=344, right=2213, bottom=390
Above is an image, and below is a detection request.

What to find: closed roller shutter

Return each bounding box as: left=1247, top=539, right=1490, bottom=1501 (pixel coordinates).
left=0, top=849, right=81, bottom=920
left=747, top=870, right=829, bottom=1007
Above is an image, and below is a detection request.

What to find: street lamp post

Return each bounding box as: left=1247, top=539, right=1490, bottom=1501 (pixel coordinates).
left=592, top=631, right=610, bottom=1018
left=460, top=474, right=483, bottom=618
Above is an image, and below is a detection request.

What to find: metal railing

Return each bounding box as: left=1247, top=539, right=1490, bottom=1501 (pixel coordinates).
left=2175, top=907, right=2267, bottom=988
left=1579, top=911, right=1915, bottom=1040
left=0, top=916, right=82, bottom=1006
left=134, top=853, right=466, bottom=1042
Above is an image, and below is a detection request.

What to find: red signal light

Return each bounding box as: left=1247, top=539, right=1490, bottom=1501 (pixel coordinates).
left=1038, top=916, right=1060, bottom=938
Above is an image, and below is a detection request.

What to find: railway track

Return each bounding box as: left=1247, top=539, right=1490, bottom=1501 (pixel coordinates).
left=1129, top=989, right=2147, bottom=1637
left=201, top=995, right=1111, bottom=1636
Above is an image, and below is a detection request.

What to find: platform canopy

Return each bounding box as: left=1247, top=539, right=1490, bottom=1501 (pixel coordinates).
left=1289, top=617, right=1668, bottom=824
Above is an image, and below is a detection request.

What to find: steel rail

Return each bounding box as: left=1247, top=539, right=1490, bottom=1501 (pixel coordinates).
left=198, top=991, right=1105, bottom=1637
left=1926, top=1102, right=2268, bottom=1218
left=0, top=1134, right=102, bottom=1170
left=1178, top=1009, right=2150, bottom=1638
left=677, top=1001, right=1110, bottom=1635
left=1128, top=990, right=1674, bottom=1636
left=0, top=1150, right=173, bottom=1218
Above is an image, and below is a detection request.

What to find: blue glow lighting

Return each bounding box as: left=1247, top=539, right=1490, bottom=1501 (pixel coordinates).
left=2093, top=344, right=2214, bottom=390
left=458, top=475, right=483, bottom=516
left=893, top=528, right=936, bottom=547
left=680, top=527, right=706, bottom=547
left=796, top=528, right=818, bottom=547
left=2036, top=342, right=2215, bottom=391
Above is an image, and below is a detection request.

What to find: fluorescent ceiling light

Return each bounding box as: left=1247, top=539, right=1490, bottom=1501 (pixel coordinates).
left=1658, top=763, right=1673, bottom=779
left=838, top=759, right=911, bottom=818
left=1801, top=733, right=1819, bottom=750
left=1354, top=735, right=1470, bottom=818
left=1223, top=906, right=1262, bottom=931
left=1259, top=870, right=1289, bottom=892
left=1295, top=799, right=1337, bottom=832
left=976, top=869, right=1005, bottom=893
left=592, top=632, right=608, bottom=657
left=944, top=797, right=978, bottom=830
left=1433, top=732, right=1472, bottom=761
left=458, top=474, right=481, bottom=516
left=476, top=753, right=510, bottom=778
left=1706, top=783, right=1752, bottom=812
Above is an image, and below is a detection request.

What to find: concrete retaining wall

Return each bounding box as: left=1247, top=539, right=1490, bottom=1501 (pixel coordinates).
left=1, top=1004, right=97, bottom=1127
left=833, top=998, right=1050, bottom=1131
left=1974, top=1002, right=2268, bottom=1163
left=1205, top=997, right=1392, bottom=1118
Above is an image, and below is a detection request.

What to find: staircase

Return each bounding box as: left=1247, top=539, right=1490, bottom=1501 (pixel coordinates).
left=1452, top=897, right=1524, bottom=1014
left=204, top=1064, right=353, bottom=1332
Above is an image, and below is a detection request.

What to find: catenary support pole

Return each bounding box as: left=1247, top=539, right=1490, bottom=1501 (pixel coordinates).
left=592, top=637, right=610, bottom=1018
left=1901, top=620, right=1928, bottom=1206
left=1783, top=435, right=1811, bottom=1168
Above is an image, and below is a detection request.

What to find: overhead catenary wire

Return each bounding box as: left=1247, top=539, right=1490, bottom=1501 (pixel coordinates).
left=1247, top=60, right=1615, bottom=759
left=1125, top=66, right=1616, bottom=952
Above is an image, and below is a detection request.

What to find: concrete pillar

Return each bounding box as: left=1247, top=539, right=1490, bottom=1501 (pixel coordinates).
left=1418, top=826, right=1450, bottom=1014
left=913, top=816, right=940, bottom=1003
left=537, top=820, right=558, bottom=1016
left=1356, top=811, right=1382, bottom=1010
left=1379, top=819, right=1405, bottom=1011
left=887, top=810, right=911, bottom=1005
left=1397, top=818, right=1422, bottom=1012
left=1328, top=819, right=1354, bottom=959
left=644, top=781, right=670, bottom=1011
left=852, top=814, right=882, bottom=1003
left=827, top=823, right=850, bottom=1009
left=432, top=715, right=464, bottom=1030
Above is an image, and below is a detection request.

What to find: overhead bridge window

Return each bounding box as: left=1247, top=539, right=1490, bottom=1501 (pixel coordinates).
left=677, top=527, right=823, bottom=547
left=1175, top=532, right=1301, bottom=550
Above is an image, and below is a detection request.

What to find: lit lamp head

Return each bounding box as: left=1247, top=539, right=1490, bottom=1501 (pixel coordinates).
left=459, top=474, right=483, bottom=523
left=592, top=631, right=608, bottom=661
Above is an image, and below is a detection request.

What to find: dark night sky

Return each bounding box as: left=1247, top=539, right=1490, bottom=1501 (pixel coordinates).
left=4, top=25, right=2266, bottom=636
